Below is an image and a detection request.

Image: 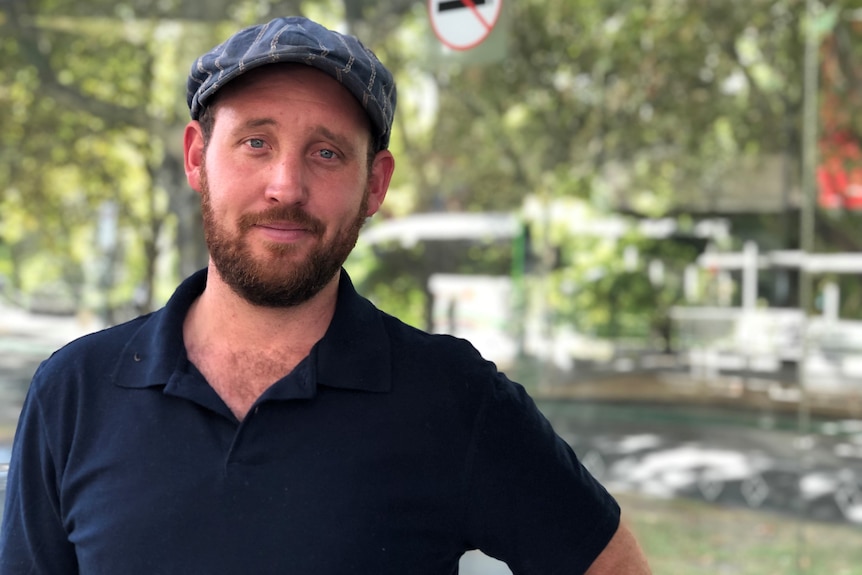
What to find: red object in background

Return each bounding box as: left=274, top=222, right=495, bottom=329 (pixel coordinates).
left=816, top=28, right=862, bottom=211
left=817, top=131, right=862, bottom=210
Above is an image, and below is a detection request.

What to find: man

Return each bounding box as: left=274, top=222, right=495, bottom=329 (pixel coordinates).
left=0, top=16, right=650, bottom=574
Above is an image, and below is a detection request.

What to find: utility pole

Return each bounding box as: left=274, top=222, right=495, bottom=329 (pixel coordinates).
left=796, top=0, right=822, bottom=570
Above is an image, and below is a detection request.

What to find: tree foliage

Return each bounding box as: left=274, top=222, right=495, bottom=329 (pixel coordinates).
left=1, top=0, right=861, bottom=330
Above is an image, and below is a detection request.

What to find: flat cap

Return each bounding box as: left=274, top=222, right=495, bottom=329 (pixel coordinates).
left=187, top=17, right=397, bottom=151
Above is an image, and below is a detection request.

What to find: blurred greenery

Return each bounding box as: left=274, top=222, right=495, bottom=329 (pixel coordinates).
left=1, top=0, right=862, bottom=332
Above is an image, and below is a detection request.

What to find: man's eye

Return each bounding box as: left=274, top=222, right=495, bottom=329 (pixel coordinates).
left=319, top=149, right=337, bottom=159
left=247, top=138, right=266, bottom=149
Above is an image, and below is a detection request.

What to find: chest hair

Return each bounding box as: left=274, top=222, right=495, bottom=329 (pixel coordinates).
left=192, top=345, right=303, bottom=420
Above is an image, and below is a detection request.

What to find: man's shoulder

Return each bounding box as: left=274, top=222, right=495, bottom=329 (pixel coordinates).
left=376, top=310, right=501, bottom=382
left=28, top=312, right=157, bottom=392
left=53, top=312, right=153, bottom=356
left=379, top=310, right=482, bottom=355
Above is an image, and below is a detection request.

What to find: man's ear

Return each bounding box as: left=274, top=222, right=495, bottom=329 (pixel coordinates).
left=365, top=150, right=395, bottom=217
left=184, top=121, right=205, bottom=193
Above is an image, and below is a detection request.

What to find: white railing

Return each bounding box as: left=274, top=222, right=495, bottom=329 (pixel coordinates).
left=671, top=306, right=862, bottom=392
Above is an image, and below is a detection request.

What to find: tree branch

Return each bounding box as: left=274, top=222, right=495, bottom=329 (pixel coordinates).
left=4, top=0, right=151, bottom=130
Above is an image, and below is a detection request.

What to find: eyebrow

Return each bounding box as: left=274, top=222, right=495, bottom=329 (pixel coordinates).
left=314, top=126, right=354, bottom=150
left=229, top=118, right=360, bottom=157
left=225, top=117, right=277, bottom=140
left=235, top=117, right=278, bottom=132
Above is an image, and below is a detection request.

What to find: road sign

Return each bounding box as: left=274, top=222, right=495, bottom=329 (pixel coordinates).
left=428, top=0, right=503, bottom=51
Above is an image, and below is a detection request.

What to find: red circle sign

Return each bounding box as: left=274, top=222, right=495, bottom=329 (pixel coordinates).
left=428, top=0, right=503, bottom=51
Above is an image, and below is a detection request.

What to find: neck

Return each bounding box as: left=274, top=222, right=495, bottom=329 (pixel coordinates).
left=184, top=263, right=340, bottom=356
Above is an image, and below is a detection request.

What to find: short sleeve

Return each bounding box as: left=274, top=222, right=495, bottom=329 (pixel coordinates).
left=462, top=374, right=620, bottom=574
left=0, top=365, right=79, bottom=574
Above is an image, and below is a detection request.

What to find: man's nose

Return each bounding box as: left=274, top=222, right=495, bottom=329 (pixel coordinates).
left=264, top=154, right=308, bottom=204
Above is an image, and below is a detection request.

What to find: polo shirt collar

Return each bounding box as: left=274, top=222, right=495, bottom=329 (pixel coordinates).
left=314, top=268, right=392, bottom=393
left=112, top=268, right=392, bottom=395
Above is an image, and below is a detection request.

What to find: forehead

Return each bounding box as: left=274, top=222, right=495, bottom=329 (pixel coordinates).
left=208, top=64, right=371, bottom=132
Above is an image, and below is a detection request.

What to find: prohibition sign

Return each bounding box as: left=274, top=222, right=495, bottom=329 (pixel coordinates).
left=428, top=0, right=503, bottom=51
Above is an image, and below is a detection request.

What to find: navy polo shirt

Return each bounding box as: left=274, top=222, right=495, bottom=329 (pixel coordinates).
left=0, top=269, right=620, bottom=574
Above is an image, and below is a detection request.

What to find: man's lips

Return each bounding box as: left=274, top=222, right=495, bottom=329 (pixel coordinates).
left=257, top=221, right=308, bottom=232
left=254, top=222, right=315, bottom=241
left=239, top=207, right=324, bottom=237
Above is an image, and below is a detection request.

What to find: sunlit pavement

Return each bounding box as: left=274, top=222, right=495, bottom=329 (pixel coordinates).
left=536, top=393, right=862, bottom=527
left=0, top=303, right=101, bottom=441
left=459, top=551, right=512, bottom=575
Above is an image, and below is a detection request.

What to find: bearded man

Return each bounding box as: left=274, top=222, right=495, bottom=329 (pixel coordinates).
left=0, top=16, right=650, bottom=575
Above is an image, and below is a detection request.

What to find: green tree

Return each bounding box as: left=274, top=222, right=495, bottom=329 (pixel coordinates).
left=4, top=0, right=862, bottom=330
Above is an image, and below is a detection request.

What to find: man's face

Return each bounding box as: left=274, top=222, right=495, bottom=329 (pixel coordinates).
left=198, top=162, right=369, bottom=307
left=184, top=64, right=393, bottom=307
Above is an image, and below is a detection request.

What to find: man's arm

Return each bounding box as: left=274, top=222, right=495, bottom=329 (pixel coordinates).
left=0, top=373, right=78, bottom=574
left=584, top=520, right=651, bottom=574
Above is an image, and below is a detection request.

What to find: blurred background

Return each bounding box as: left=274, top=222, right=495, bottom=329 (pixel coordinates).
left=2, top=0, right=862, bottom=573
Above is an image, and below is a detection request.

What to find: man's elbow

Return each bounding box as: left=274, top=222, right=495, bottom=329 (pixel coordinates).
left=584, top=520, right=652, bottom=575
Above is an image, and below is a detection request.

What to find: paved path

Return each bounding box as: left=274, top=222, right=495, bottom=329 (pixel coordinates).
left=0, top=303, right=100, bottom=440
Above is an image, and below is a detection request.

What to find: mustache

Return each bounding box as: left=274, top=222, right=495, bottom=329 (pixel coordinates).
left=238, top=205, right=324, bottom=235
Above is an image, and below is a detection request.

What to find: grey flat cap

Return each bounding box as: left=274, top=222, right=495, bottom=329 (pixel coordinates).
left=187, top=17, right=397, bottom=151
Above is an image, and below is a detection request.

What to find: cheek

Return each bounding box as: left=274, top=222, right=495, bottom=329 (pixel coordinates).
left=203, top=166, right=252, bottom=208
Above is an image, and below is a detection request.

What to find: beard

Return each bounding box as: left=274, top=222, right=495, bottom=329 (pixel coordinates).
left=199, top=167, right=369, bottom=308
